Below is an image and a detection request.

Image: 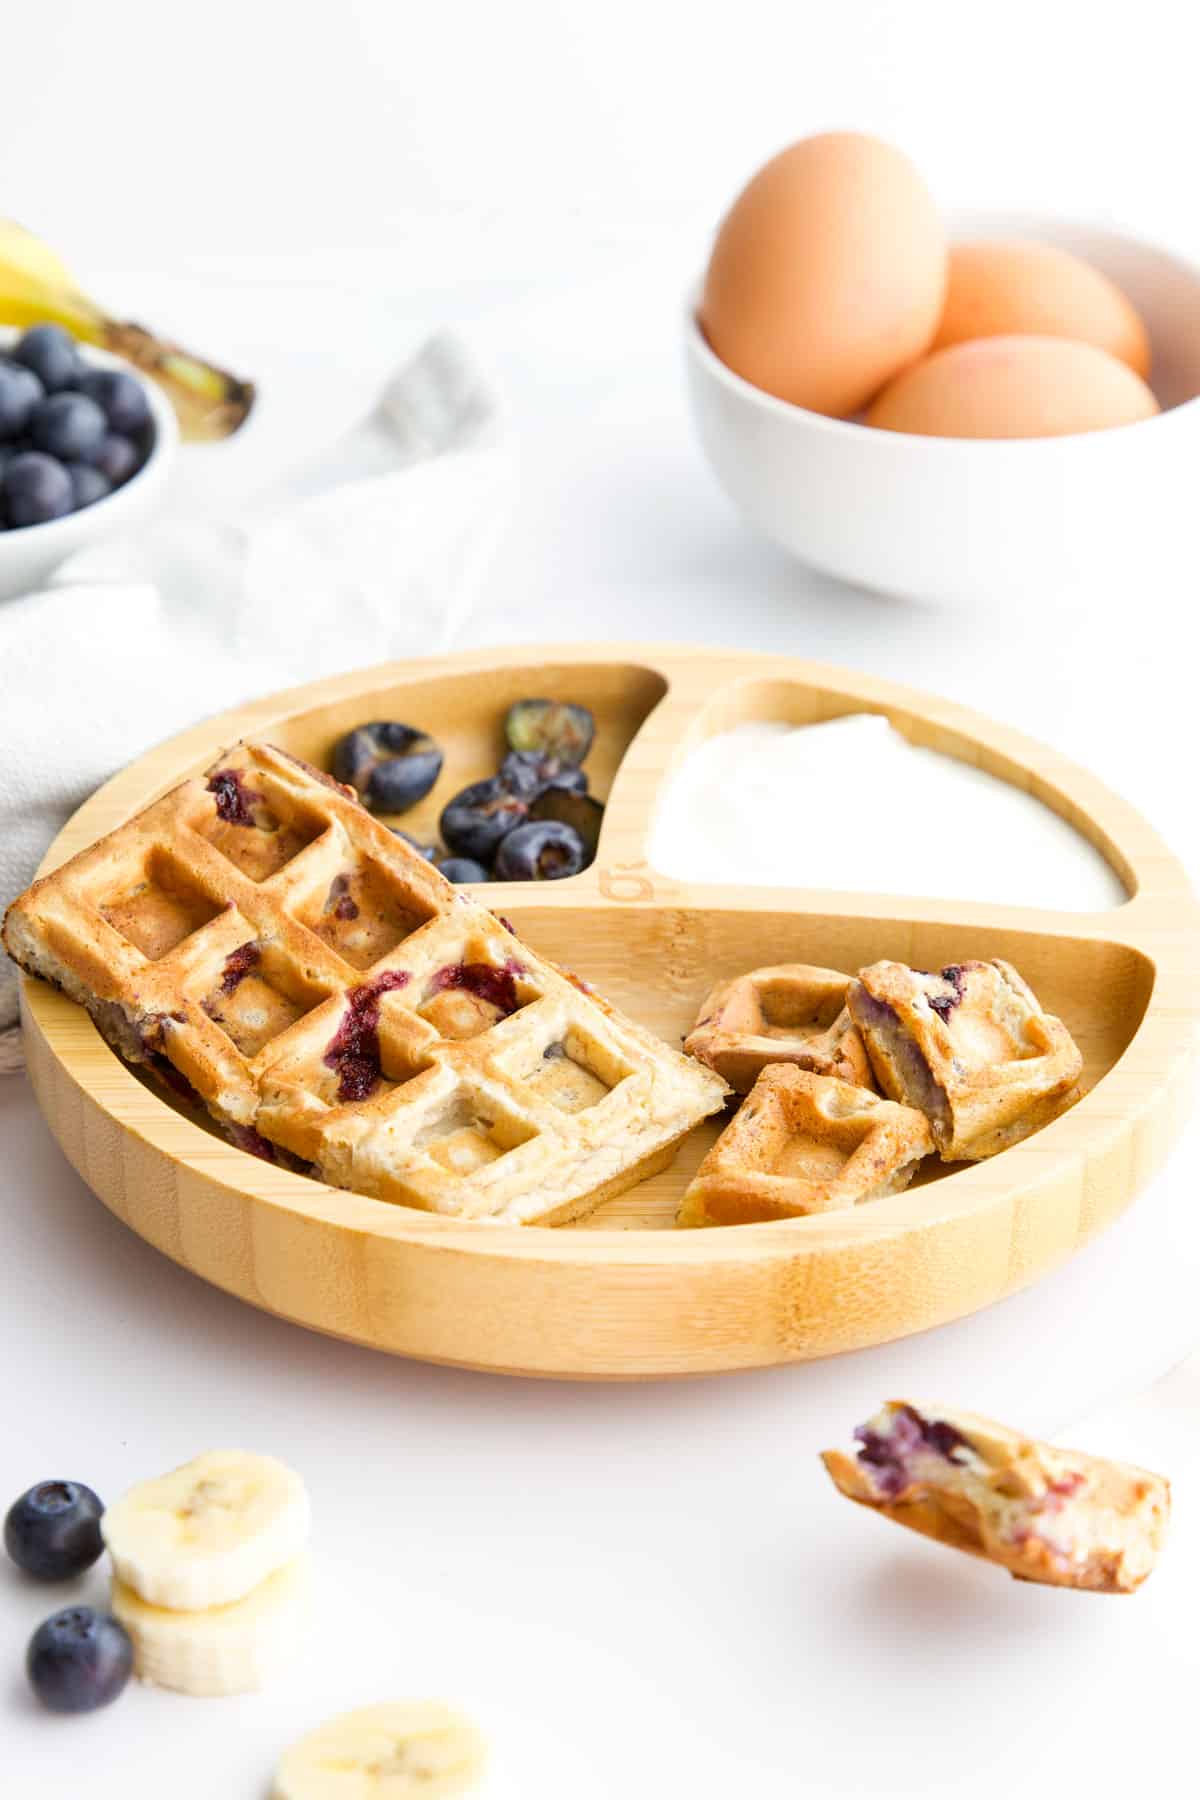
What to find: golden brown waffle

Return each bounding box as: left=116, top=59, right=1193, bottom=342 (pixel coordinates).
left=677, top=1064, right=933, bottom=1226
left=846, top=958, right=1082, bottom=1161
left=3, top=743, right=728, bottom=1226
left=683, top=963, right=873, bottom=1094
left=822, top=1399, right=1169, bottom=1594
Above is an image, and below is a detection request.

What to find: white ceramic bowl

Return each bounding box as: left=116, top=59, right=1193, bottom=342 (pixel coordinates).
left=685, top=212, right=1200, bottom=605
left=0, top=330, right=177, bottom=602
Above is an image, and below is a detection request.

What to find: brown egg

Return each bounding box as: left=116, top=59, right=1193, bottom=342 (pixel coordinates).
left=700, top=132, right=946, bottom=417
left=865, top=335, right=1160, bottom=439
left=934, top=239, right=1151, bottom=377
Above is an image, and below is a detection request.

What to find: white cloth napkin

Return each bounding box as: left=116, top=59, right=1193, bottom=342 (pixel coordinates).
left=0, top=331, right=509, bottom=1064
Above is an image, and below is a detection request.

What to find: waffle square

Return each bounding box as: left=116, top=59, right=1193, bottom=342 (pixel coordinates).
left=822, top=1399, right=1169, bottom=1594
left=4, top=742, right=728, bottom=1226
left=683, top=963, right=873, bottom=1094
left=846, top=959, right=1083, bottom=1162
left=677, top=1064, right=933, bottom=1226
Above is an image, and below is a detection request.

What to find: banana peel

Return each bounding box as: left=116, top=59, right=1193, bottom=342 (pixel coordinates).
left=0, top=219, right=254, bottom=441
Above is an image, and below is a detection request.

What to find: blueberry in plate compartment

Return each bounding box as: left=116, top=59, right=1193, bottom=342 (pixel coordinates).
left=439, top=856, right=490, bottom=883
left=27, top=1606, right=132, bottom=1713
left=494, top=818, right=586, bottom=880
left=440, top=774, right=529, bottom=862
left=10, top=322, right=81, bottom=394
left=496, top=749, right=545, bottom=799
left=2, top=451, right=73, bottom=526
left=504, top=698, right=595, bottom=766
left=528, top=786, right=604, bottom=861
left=332, top=722, right=443, bottom=813
left=500, top=748, right=589, bottom=798
left=5, top=1478, right=106, bottom=1580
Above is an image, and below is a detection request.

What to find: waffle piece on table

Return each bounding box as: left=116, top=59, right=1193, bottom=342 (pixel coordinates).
left=3, top=742, right=728, bottom=1226
left=822, top=1399, right=1169, bottom=1594
left=846, top=958, right=1082, bottom=1162
left=683, top=963, right=873, bottom=1094
left=677, top=1064, right=933, bottom=1227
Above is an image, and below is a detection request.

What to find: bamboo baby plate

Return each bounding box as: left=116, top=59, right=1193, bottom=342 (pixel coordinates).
left=19, top=644, right=1200, bottom=1378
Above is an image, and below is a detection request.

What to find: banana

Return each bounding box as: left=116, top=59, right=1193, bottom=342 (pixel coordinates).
left=113, top=1551, right=312, bottom=1697
left=101, top=1449, right=311, bottom=1611
left=272, top=1701, right=487, bottom=1799
left=0, top=218, right=254, bottom=440
left=0, top=217, right=74, bottom=288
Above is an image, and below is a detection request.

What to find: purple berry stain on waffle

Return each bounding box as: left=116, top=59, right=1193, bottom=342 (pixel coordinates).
left=855, top=1404, right=971, bottom=1498
left=323, top=970, right=411, bottom=1102
left=429, top=958, right=525, bottom=1018
left=206, top=768, right=261, bottom=828
left=326, top=874, right=360, bottom=921
left=217, top=942, right=261, bottom=996
left=927, top=965, right=967, bottom=1023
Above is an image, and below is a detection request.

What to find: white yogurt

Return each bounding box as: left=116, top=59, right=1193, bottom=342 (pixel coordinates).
left=647, top=716, right=1126, bottom=910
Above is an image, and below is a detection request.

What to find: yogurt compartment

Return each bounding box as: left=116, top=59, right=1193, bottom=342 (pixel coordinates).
left=647, top=715, right=1126, bottom=910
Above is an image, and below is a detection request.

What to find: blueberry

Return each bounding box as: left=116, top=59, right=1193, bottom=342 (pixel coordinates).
left=75, top=367, right=151, bottom=436
left=528, top=787, right=604, bottom=862
left=2, top=451, right=73, bottom=527
left=390, top=829, right=437, bottom=861
left=65, top=462, right=111, bottom=510
left=93, top=431, right=142, bottom=487
left=440, top=775, right=528, bottom=862
left=504, top=699, right=594, bottom=765
left=5, top=1480, right=105, bottom=1580
left=30, top=392, right=107, bottom=462
left=439, top=856, right=490, bottom=883
left=27, top=1606, right=132, bottom=1713
left=499, top=749, right=589, bottom=798
left=332, top=722, right=443, bottom=813
left=496, top=749, right=545, bottom=799
left=0, top=359, right=44, bottom=439
left=10, top=323, right=81, bottom=393
left=494, top=819, right=586, bottom=880
left=544, top=764, right=588, bottom=794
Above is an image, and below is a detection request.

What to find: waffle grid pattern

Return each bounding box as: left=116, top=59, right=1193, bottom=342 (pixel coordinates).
left=5, top=743, right=726, bottom=1224
left=683, top=962, right=873, bottom=1094
left=679, top=1064, right=933, bottom=1226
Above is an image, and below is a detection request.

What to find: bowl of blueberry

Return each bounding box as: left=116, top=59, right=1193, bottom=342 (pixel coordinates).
left=0, top=322, right=177, bottom=601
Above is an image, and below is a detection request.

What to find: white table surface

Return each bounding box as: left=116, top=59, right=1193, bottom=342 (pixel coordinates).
left=6, top=6, right=1200, bottom=1783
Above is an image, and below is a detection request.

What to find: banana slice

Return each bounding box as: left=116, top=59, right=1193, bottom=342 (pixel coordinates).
left=272, top=1701, right=487, bottom=1798
left=112, top=1551, right=312, bottom=1697
left=101, top=1449, right=311, bottom=1610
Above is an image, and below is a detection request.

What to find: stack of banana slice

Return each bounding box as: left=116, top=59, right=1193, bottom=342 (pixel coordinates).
left=101, top=1449, right=312, bottom=1696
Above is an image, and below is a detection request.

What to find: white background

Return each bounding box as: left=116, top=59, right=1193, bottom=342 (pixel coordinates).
left=4, top=3, right=1200, bottom=1795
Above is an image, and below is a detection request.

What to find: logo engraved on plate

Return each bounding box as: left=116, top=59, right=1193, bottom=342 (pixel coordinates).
left=598, top=862, right=656, bottom=902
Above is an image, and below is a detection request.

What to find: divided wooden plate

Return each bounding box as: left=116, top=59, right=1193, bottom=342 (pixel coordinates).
left=19, top=644, right=1200, bottom=1377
